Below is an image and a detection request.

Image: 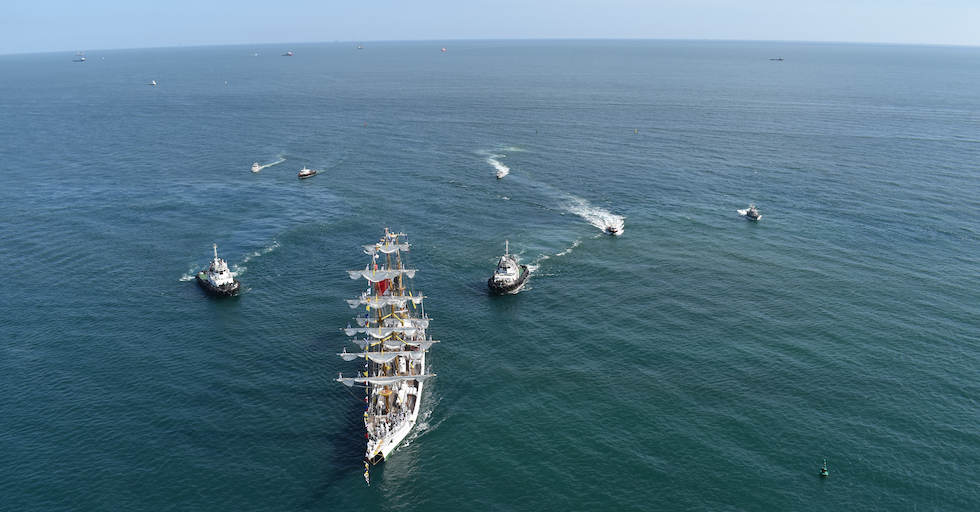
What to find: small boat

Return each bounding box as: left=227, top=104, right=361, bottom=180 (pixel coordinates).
left=195, top=244, right=241, bottom=297
left=358, top=45, right=364, bottom=49
left=298, top=167, right=317, bottom=179
left=740, top=204, right=761, bottom=221
left=149, top=80, right=156, bottom=86
left=488, top=240, right=529, bottom=294
left=770, top=57, right=785, bottom=61
left=337, top=229, right=437, bottom=481
left=251, top=162, right=261, bottom=172
left=282, top=51, right=293, bottom=56
left=73, top=57, right=85, bottom=62
left=606, top=226, right=619, bottom=235
left=496, top=168, right=507, bottom=179
left=441, top=48, right=446, bottom=52
left=819, top=460, right=829, bottom=477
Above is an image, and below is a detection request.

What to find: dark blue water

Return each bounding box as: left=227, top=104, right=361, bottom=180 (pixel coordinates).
left=2, top=40, right=980, bottom=511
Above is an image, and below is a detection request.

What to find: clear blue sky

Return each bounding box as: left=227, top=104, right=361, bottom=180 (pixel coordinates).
left=3, top=0, right=978, bottom=54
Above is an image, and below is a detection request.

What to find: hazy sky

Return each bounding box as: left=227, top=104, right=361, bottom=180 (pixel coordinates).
left=2, top=0, right=979, bottom=54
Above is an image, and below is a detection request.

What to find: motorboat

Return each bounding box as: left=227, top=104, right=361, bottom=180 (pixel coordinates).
left=282, top=52, right=293, bottom=56
left=487, top=240, right=529, bottom=294
left=251, top=162, right=261, bottom=172
left=606, top=226, right=619, bottom=235
left=298, top=167, right=317, bottom=179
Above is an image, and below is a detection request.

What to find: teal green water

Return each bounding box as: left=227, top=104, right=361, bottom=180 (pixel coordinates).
left=1, top=41, right=979, bottom=510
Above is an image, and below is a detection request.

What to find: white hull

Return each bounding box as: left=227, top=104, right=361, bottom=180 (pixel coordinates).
left=371, top=379, right=424, bottom=462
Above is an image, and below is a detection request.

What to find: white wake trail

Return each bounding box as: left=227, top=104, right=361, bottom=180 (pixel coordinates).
left=565, top=197, right=625, bottom=235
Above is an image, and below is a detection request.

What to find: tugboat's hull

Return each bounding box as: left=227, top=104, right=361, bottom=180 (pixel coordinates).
left=488, top=265, right=529, bottom=295
left=195, top=272, right=241, bottom=296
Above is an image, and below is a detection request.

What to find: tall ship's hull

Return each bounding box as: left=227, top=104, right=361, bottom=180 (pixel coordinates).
left=337, top=230, right=437, bottom=483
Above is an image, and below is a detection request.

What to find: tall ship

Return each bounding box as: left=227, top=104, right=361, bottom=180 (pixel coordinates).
left=336, top=229, right=437, bottom=484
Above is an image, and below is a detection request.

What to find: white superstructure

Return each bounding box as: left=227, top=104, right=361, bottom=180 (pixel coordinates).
left=207, top=244, right=236, bottom=288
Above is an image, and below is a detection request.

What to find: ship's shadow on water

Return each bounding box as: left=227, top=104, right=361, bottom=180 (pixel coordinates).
left=299, top=404, right=372, bottom=509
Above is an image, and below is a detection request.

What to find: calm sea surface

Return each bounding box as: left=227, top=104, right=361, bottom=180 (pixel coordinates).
left=2, top=40, right=980, bottom=511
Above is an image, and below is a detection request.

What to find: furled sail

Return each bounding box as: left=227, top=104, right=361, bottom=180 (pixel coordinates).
left=356, top=317, right=430, bottom=329
left=363, top=243, right=410, bottom=255
left=346, top=294, right=425, bottom=309
left=347, top=268, right=418, bottom=283
left=337, top=373, right=435, bottom=387
left=344, top=326, right=419, bottom=338
left=339, top=350, right=425, bottom=363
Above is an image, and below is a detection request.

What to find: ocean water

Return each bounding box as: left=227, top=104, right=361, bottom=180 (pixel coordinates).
left=2, top=40, right=980, bottom=511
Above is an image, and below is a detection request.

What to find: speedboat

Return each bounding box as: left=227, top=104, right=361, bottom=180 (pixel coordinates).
left=251, top=162, right=260, bottom=172
left=488, top=240, right=529, bottom=294
left=298, top=167, right=317, bottom=179
left=606, top=226, right=619, bottom=235
left=196, top=244, right=241, bottom=297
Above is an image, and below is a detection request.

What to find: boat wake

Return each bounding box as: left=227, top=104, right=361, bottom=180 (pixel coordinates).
left=179, top=268, right=198, bottom=282
left=256, top=158, right=286, bottom=171
left=565, top=197, right=624, bottom=235
left=477, top=149, right=512, bottom=178
left=241, top=240, right=280, bottom=264
left=487, top=154, right=509, bottom=178
left=402, top=396, right=444, bottom=450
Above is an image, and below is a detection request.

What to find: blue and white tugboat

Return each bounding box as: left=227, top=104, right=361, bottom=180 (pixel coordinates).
left=336, top=229, right=438, bottom=483
left=195, top=244, right=240, bottom=296
left=487, top=240, right=529, bottom=294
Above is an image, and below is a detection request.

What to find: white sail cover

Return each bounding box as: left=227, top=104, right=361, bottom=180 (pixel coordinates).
left=356, top=317, right=430, bottom=329
left=346, top=294, right=425, bottom=309
left=339, top=351, right=425, bottom=363
left=363, top=243, right=410, bottom=255
left=337, top=373, right=434, bottom=387
left=354, top=338, right=437, bottom=350
left=344, top=326, right=419, bottom=338
left=347, top=268, right=418, bottom=283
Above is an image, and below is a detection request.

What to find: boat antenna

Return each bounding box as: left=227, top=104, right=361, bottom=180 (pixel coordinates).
left=213, top=243, right=218, bottom=262
left=505, top=239, right=509, bottom=256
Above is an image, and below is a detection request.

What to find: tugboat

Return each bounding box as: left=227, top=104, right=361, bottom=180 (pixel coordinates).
left=298, top=167, right=317, bottom=179
left=819, top=460, right=829, bottom=477
left=195, top=244, right=241, bottom=296
left=251, top=162, right=261, bottom=172
left=739, top=204, right=762, bottom=221
left=487, top=240, right=529, bottom=294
